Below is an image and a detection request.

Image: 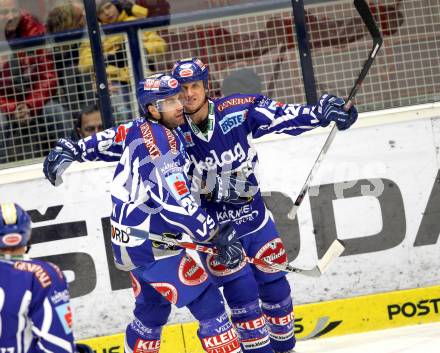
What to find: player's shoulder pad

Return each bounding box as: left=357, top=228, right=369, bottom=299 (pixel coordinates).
left=215, top=93, right=259, bottom=113
left=12, top=259, right=65, bottom=289
left=250, top=95, right=285, bottom=111
left=130, top=119, right=180, bottom=160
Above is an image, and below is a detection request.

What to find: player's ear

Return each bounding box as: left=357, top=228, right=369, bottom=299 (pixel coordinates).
left=147, top=104, right=160, bottom=120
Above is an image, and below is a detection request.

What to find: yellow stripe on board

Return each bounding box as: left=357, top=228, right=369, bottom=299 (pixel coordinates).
left=78, top=285, right=440, bottom=353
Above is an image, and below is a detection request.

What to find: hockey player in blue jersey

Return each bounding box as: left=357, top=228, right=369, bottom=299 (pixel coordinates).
left=0, top=202, right=94, bottom=353
left=46, top=74, right=244, bottom=353
left=168, top=58, right=358, bottom=353
left=43, top=62, right=357, bottom=353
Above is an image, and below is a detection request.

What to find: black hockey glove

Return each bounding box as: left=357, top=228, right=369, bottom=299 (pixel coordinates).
left=43, top=138, right=82, bottom=186
left=316, top=94, right=358, bottom=131
left=212, top=222, right=244, bottom=269
left=209, top=175, right=254, bottom=205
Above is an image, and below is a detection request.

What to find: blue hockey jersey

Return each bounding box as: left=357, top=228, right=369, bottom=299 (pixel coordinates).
left=75, top=94, right=321, bottom=238
left=107, top=118, right=217, bottom=271
left=180, top=94, right=321, bottom=236
left=0, top=256, right=75, bottom=353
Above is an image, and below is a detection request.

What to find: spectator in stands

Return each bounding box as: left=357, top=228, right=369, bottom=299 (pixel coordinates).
left=134, top=0, right=170, bottom=24
left=0, top=0, right=44, bottom=40
left=0, top=0, right=68, bottom=162
left=46, top=2, right=95, bottom=116
left=78, top=0, right=167, bottom=120
left=46, top=1, right=86, bottom=34
left=71, top=103, right=103, bottom=140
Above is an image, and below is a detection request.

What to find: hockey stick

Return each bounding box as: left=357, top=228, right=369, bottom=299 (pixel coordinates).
left=149, top=233, right=345, bottom=277
left=287, top=0, right=383, bottom=220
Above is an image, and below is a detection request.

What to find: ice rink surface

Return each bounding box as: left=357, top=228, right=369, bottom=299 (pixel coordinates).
left=296, top=322, right=440, bottom=353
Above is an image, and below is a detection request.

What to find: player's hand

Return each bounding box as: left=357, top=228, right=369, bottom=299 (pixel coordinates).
left=43, top=138, right=81, bottom=186
left=212, top=222, right=244, bottom=269
left=209, top=175, right=254, bottom=205
left=316, top=94, right=358, bottom=130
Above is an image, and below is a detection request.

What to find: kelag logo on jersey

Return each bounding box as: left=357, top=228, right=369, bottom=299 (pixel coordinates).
left=50, top=289, right=70, bottom=304
left=219, top=111, right=246, bottom=134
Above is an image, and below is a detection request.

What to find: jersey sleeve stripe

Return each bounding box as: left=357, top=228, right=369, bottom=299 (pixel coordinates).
left=17, top=290, right=32, bottom=353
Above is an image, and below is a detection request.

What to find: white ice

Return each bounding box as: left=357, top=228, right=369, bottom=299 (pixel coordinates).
left=296, top=322, right=440, bottom=353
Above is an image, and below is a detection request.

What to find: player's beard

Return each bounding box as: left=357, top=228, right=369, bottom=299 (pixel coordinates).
left=159, top=111, right=184, bottom=129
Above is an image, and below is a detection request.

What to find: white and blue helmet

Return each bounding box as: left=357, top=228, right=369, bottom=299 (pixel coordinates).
left=171, top=57, right=209, bottom=88
left=0, top=203, right=31, bottom=249
left=137, top=74, right=181, bottom=115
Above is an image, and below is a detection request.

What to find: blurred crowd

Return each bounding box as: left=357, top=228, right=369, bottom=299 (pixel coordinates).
left=0, top=0, right=170, bottom=163
left=0, top=0, right=405, bottom=164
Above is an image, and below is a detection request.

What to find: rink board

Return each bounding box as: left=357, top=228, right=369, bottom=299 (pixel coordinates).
left=1, top=106, right=440, bottom=339
left=78, top=284, right=440, bottom=353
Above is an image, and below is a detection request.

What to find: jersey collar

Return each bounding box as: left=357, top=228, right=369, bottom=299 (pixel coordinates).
left=0, top=253, right=29, bottom=260
left=185, top=100, right=215, bottom=142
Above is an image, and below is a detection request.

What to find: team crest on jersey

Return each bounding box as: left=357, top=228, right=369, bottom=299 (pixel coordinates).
left=178, top=254, right=208, bottom=286
left=206, top=253, right=246, bottom=276
left=130, top=272, right=141, bottom=298
left=150, top=282, right=178, bottom=304
left=219, top=111, right=246, bottom=134
left=254, top=238, right=288, bottom=273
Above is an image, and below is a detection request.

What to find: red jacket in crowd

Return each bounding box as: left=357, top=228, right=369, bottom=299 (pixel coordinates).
left=0, top=10, right=58, bottom=116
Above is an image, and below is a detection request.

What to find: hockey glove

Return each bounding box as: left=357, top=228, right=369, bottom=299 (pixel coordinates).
left=212, top=222, right=244, bottom=269
left=209, top=175, right=254, bottom=205
left=43, top=138, right=82, bottom=186
left=317, top=94, right=358, bottom=131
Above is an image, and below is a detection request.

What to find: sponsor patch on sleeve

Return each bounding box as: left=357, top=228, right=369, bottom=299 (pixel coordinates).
left=55, top=303, right=73, bottom=334
left=165, top=172, right=190, bottom=200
